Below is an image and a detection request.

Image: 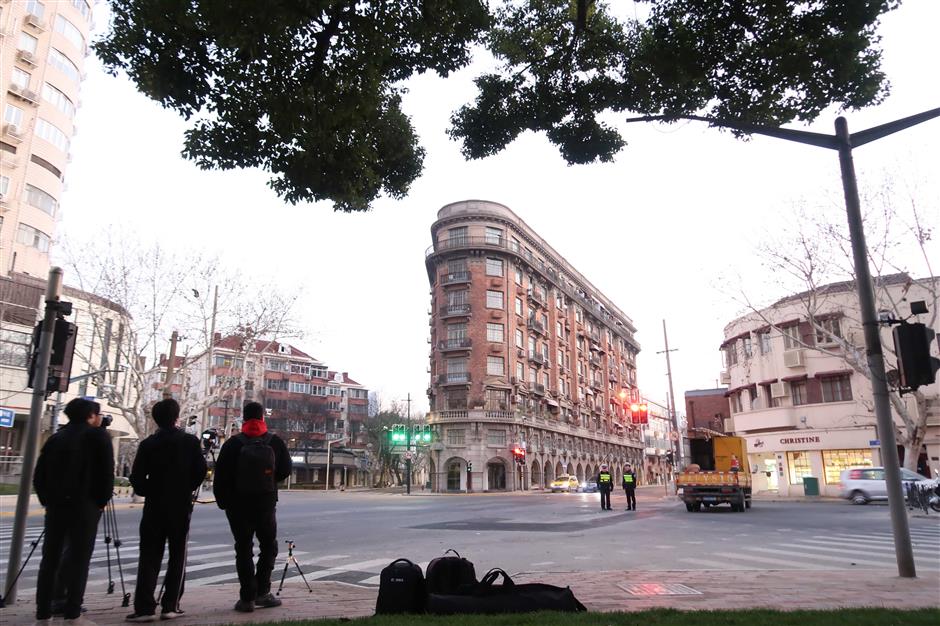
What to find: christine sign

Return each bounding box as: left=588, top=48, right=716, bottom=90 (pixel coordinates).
left=745, top=429, right=873, bottom=453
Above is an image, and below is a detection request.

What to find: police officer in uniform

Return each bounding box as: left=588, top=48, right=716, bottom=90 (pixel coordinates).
left=597, top=464, right=613, bottom=511
left=622, top=463, right=638, bottom=511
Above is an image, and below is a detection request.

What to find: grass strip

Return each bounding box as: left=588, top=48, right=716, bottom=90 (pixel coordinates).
left=246, top=608, right=940, bottom=626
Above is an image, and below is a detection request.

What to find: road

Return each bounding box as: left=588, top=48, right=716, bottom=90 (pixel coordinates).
left=3, top=488, right=939, bottom=600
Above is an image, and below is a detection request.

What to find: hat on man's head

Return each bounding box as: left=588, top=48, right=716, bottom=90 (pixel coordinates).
left=601, top=464, right=609, bottom=470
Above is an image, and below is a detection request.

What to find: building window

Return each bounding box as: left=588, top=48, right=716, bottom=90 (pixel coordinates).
left=16, top=223, right=50, bottom=252
left=514, top=265, right=523, bottom=284
left=54, top=14, right=86, bottom=52
left=486, top=323, right=504, bottom=343
left=816, top=318, right=843, bottom=344
left=42, top=83, right=76, bottom=118
left=790, top=380, right=807, bottom=406
left=0, top=329, right=31, bottom=367
left=446, top=289, right=468, bottom=307
left=822, top=449, right=872, bottom=484
left=289, top=381, right=311, bottom=394
left=485, top=258, right=503, bottom=277
left=486, top=356, right=504, bottom=376
left=486, top=290, right=503, bottom=309
left=782, top=325, right=800, bottom=350
left=759, top=332, right=771, bottom=355
left=71, top=0, right=92, bottom=21
left=48, top=48, right=81, bottom=84
left=11, top=68, right=30, bottom=89
left=786, top=451, right=813, bottom=485
left=447, top=429, right=465, bottom=445
left=447, top=323, right=467, bottom=341
left=25, top=184, right=57, bottom=216
left=485, top=226, right=503, bottom=245
left=487, top=429, right=507, bottom=446
left=444, top=389, right=467, bottom=410
left=742, top=336, right=753, bottom=357
left=35, top=118, right=69, bottom=152
left=821, top=375, right=852, bottom=402
left=724, top=343, right=738, bottom=366
left=515, top=328, right=524, bottom=348
left=514, top=297, right=523, bottom=316
left=18, top=31, right=39, bottom=54
left=515, top=361, right=524, bottom=381
left=0, top=175, right=9, bottom=196
left=4, top=104, right=24, bottom=129
left=485, top=389, right=509, bottom=411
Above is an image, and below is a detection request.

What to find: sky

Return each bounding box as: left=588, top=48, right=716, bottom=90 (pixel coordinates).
left=54, top=2, right=940, bottom=417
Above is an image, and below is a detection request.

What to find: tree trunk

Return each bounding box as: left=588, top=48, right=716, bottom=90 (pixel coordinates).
left=902, top=428, right=925, bottom=472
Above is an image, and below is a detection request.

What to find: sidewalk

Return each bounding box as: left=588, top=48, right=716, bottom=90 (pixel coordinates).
left=1, top=568, right=937, bottom=625
left=0, top=494, right=141, bottom=518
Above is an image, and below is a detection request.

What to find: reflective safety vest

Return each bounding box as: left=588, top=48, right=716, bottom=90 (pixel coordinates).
left=623, top=474, right=634, bottom=484
left=599, top=472, right=611, bottom=483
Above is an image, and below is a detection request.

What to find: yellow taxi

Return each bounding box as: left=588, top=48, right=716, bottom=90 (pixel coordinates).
left=549, top=475, right=580, bottom=493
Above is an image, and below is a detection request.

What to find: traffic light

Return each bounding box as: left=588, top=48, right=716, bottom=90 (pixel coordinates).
left=413, top=424, right=432, bottom=443
left=512, top=446, right=526, bottom=464
left=665, top=451, right=674, bottom=465
left=629, top=403, right=640, bottom=424
left=893, top=322, right=940, bottom=393
left=638, top=403, right=649, bottom=424
left=389, top=424, right=407, bottom=444
left=467, top=462, right=473, bottom=472
left=28, top=318, right=78, bottom=394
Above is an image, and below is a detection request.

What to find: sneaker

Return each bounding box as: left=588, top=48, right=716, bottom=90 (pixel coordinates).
left=234, top=599, right=255, bottom=613
left=125, top=612, right=157, bottom=623
left=255, top=593, right=282, bottom=609
left=160, top=609, right=185, bottom=620
left=64, top=617, right=98, bottom=625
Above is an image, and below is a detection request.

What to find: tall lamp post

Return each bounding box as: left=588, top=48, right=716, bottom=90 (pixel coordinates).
left=627, top=106, right=940, bottom=578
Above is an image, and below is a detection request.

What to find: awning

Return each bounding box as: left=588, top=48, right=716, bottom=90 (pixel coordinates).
left=484, top=381, right=513, bottom=390
left=545, top=398, right=559, bottom=407
left=758, top=378, right=778, bottom=385
left=781, top=374, right=808, bottom=382
left=814, top=369, right=852, bottom=379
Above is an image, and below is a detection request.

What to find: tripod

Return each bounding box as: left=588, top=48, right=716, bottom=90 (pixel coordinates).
left=102, top=494, right=131, bottom=607
left=0, top=529, right=45, bottom=608
left=275, top=540, right=313, bottom=596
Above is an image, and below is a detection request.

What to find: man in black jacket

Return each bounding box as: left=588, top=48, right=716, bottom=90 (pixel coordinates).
left=596, top=464, right=613, bottom=511
left=33, top=398, right=114, bottom=624
left=213, top=402, right=291, bottom=613
left=622, top=463, right=638, bottom=511
left=126, top=399, right=207, bottom=622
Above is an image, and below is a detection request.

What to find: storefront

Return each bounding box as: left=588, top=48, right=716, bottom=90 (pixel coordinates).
left=744, top=427, right=879, bottom=497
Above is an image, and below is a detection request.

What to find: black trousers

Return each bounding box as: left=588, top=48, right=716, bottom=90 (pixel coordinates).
left=35, top=501, right=101, bottom=620
left=225, top=507, right=278, bottom=602
left=624, top=488, right=636, bottom=509
left=599, top=489, right=611, bottom=510
left=133, top=506, right=192, bottom=614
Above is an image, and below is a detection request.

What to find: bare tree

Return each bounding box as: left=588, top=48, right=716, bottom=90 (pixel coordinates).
left=59, top=230, right=304, bottom=448
left=733, top=183, right=937, bottom=470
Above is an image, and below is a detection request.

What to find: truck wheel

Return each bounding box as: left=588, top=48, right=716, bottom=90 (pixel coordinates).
left=745, top=498, right=752, bottom=509
left=730, top=501, right=741, bottom=512
left=738, top=496, right=747, bottom=512
left=685, top=502, right=694, bottom=512
left=692, top=503, right=702, bottom=512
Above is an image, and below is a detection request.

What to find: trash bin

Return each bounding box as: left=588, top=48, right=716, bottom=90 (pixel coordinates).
left=802, top=476, right=820, bottom=496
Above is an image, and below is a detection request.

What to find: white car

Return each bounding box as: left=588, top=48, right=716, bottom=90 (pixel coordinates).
left=838, top=466, right=927, bottom=504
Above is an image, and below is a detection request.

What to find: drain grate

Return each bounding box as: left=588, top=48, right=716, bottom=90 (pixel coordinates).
left=617, top=583, right=702, bottom=596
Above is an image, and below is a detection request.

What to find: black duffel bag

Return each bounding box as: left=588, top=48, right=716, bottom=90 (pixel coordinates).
left=426, top=568, right=587, bottom=615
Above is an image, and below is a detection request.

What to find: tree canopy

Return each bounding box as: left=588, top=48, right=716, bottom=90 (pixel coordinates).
left=96, top=0, right=899, bottom=211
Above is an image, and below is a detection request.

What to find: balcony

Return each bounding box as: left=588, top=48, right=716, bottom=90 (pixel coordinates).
left=527, top=289, right=546, bottom=308
left=440, top=270, right=471, bottom=286
left=439, top=304, right=471, bottom=318
left=439, top=338, right=472, bottom=352
left=527, top=350, right=548, bottom=367
left=527, top=318, right=546, bottom=336
left=438, top=372, right=470, bottom=385
left=591, top=379, right=605, bottom=392
left=609, top=370, right=619, bottom=383
left=589, top=355, right=602, bottom=367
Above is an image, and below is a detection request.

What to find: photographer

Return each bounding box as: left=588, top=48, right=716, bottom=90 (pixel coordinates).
left=126, top=399, right=207, bottom=622
left=33, top=398, right=114, bottom=625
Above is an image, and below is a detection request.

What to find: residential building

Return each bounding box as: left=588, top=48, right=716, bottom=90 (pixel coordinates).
left=425, top=200, right=643, bottom=492
left=720, top=274, right=939, bottom=496
left=641, top=405, right=673, bottom=486
left=684, top=388, right=730, bottom=438
left=0, top=273, right=137, bottom=478
left=184, top=334, right=370, bottom=487
left=1, top=0, right=93, bottom=278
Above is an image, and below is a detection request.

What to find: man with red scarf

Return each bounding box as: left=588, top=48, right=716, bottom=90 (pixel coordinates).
left=213, top=402, right=291, bottom=613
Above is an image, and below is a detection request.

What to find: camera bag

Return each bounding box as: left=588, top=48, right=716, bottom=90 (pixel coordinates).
left=425, top=568, right=587, bottom=615
left=425, top=549, right=477, bottom=595
left=374, top=558, right=426, bottom=614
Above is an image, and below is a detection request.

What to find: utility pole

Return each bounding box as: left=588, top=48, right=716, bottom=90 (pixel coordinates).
left=5, top=267, right=63, bottom=603
left=658, top=320, right=683, bottom=469
left=625, top=106, right=940, bottom=579
left=163, top=330, right=179, bottom=399
left=203, top=285, right=218, bottom=433
left=405, top=393, right=412, bottom=495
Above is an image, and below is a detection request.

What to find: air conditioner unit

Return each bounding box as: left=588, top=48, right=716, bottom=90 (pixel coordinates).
left=770, top=381, right=789, bottom=398
left=16, top=50, right=38, bottom=66
left=2, top=124, right=22, bottom=143
left=719, top=370, right=731, bottom=384
left=783, top=349, right=804, bottom=368
left=516, top=348, right=525, bottom=358
left=25, top=13, right=46, bottom=30
left=8, top=83, right=24, bottom=96
left=723, top=418, right=734, bottom=432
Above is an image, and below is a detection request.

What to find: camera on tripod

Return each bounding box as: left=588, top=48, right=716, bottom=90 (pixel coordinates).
left=100, top=414, right=113, bottom=429
left=201, top=428, right=219, bottom=453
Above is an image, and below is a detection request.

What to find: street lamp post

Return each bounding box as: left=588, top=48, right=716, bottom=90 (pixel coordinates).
left=626, top=106, right=940, bottom=579
left=325, top=436, right=347, bottom=491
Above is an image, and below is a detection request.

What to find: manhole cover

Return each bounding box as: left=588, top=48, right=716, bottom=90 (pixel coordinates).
left=617, top=583, right=702, bottom=596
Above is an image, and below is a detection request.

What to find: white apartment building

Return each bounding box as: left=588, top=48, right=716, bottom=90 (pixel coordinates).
left=1, top=0, right=93, bottom=277
left=720, top=274, right=939, bottom=497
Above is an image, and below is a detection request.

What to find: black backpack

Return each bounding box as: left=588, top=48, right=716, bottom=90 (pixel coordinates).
left=425, top=549, right=477, bottom=595
left=375, top=558, right=426, bottom=614
left=236, top=433, right=276, bottom=495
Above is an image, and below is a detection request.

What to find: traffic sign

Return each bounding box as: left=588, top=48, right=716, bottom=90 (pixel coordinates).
left=869, top=439, right=880, bottom=447
left=0, top=408, right=14, bottom=428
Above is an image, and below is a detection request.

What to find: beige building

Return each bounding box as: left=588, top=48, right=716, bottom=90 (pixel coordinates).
left=720, top=274, right=939, bottom=497
left=425, top=200, right=644, bottom=492
left=1, top=0, right=92, bottom=278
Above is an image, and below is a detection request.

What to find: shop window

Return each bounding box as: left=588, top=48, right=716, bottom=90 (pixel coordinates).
left=786, top=451, right=813, bottom=485
left=822, top=449, right=872, bottom=484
